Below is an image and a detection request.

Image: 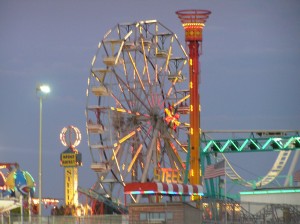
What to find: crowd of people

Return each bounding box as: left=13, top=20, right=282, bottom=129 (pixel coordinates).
left=50, top=204, right=89, bottom=216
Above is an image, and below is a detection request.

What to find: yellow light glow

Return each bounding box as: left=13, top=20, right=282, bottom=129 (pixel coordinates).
left=173, top=94, right=190, bottom=107
left=114, top=128, right=141, bottom=147
left=112, top=145, right=120, bottom=161
left=182, top=23, right=205, bottom=28
left=171, top=135, right=188, bottom=153
left=169, top=142, right=184, bottom=166
left=164, top=43, right=172, bottom=72
left=167, top=86, right=174, bottom=98
left=140, top=38, right=151, bottom=84
left=173, top=161, right=179, bottom=170
left=119, top=131, right=136, bottom=144
left=128, top=52, right=145, bottom=91
left=116, top=108, right=126, bottom=113
left=189, top=59, right=193, bottom=66
left=154, top=167, right=183, bottom=184
left=112, top=145, right=122, bottom=180
left=127, top=144, right=142, bottom=172
left=91, top=55, right=96, bottom=65
left=190, top=169, right=194, bottom=177
left=32, top=198, right=59, bottom=205
left=165, top=108, right=172, bottom=117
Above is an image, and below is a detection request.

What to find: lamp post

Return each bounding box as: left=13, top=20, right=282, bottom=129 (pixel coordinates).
left=36, top=84, right=50, bottom=221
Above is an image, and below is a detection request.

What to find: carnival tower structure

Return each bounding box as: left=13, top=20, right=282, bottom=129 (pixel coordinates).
left=176, top=10, right=211, bottom=185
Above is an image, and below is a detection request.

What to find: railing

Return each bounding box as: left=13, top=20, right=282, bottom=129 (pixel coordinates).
left=1, top=214, right=128, bottom=224
left=2, top=201, right=300, bottom=224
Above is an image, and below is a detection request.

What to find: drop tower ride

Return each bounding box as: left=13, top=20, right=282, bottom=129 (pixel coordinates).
left=176, top=10, right=211, bottom=185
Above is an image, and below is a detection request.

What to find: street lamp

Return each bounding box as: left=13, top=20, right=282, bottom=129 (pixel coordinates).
left=36, top=84, right=50, bottom=220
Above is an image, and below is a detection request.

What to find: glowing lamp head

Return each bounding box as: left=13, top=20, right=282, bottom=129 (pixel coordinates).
left=36, top=84, right=51, bottom=97
left=39, top=85, right=50, bottom=93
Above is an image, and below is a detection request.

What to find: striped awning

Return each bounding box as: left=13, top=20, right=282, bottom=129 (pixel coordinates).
left=124, top=182, right=203, bottom=196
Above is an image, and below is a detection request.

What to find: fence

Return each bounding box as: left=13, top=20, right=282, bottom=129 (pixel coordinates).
left=1, top=200, right=300, bottom=224
left=201, top=198, right=300, bottom=224
left=1, top=214, right=128, bottom=224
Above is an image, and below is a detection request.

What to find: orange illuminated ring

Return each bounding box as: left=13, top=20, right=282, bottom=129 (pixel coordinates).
left=60, top=125, right=81, bottom=147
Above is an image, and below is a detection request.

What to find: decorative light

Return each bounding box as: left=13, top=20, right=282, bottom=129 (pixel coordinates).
left=164, top=104, right=181, bottom=130
left=182, top=23, right=205, bottom=29
left=127, top=144, right=143, bottom=172
left=240, top=189, right=300, bottom=195
left=60, top=125, right=81, bottom=148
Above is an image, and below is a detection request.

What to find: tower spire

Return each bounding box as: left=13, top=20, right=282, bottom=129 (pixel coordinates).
left=176, top=9, right=211, bottom=185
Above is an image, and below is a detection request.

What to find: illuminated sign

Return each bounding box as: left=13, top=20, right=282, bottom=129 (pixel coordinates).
left=60, top=125, right=81, bottom=148
left=61, top=153, right=76, bottom=167
left=154, top=168, right=183, bottom=184
left=65, top=167, right=78, bottom=206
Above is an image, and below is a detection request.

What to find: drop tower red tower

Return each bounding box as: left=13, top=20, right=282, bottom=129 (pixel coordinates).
left=176, top=9, right=211, bottom=185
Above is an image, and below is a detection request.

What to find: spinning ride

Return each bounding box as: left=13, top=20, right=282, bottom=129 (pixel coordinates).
left=86, top=20, right=192, bottom=204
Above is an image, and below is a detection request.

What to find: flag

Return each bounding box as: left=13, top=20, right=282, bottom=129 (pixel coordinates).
left=204, top=160, right=225, bottom=179
left=294, top=170, right=300, bottom=182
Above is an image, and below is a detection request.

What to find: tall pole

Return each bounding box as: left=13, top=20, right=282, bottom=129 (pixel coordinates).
left=36, top=84, right=50, bottom=222
left=176, top=10, right=211, bottom=185
left=38, top=96, right=43, bottom=220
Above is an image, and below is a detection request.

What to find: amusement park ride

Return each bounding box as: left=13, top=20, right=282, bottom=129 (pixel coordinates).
left=0, top=163, right=59, bottom=215
left=84, top=9, right=300, bottom=214
left=1, top=9, right=299, bottom=220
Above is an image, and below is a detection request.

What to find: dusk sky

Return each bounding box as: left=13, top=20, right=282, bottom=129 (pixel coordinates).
left=1, top=0, right=300, bottom=203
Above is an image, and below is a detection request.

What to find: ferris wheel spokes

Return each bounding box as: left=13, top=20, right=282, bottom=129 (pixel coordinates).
left=87, top=20, right=190, bottom=204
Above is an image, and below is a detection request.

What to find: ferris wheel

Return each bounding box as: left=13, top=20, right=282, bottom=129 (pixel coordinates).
left=86, top=20, right=190, bottom=204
